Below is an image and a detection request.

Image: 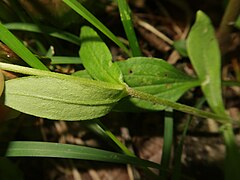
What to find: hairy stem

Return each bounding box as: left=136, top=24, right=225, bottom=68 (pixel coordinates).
left=127, top=87, right=232, bottom=124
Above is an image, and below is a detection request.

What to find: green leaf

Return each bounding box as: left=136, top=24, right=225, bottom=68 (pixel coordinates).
left=114, top=57, right=199, bottom=111
left=0, top=70, right=4, bottom=97
left=80, top=26, right=124, bottom=84
left=187, top=11, right=226, bottom=115
left=0, top=158, right=24, bottom=180
left=221, top=125, right=240, bottom=180
left=1, top=141, right=161, bottom=169
left=187, top=11, right=240, bottom=180
left=72, top=70, right=92, bottom=79
left=0, top=23, right=48, bottom=71
left=117, top=0, right=141, bottom=56
left=4, top=23, right=81, bottom=45
left=3, top=76, right=127, bottom=120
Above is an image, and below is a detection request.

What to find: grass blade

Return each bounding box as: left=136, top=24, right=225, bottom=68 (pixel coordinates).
left=221, top=124, right=240, bottom=180
left=1, top=141, right=161, bottom=169
left=117, top=0, right=141, bottom=56
left=0, top=23, right=48, bottom=70
left=50, top=56, right=82, bottom=64
left=172, top=98, right=205, bottom=180
left=62, top=0, right=130, bottom=56
left=4, top=23, right=81, bottom=45
left=160, top=109, right=173, bottom=179
left=115, top=57, right=200, bottom=111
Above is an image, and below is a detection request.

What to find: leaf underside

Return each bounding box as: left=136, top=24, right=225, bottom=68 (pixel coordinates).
left=3, top=76, right=126, bottom=120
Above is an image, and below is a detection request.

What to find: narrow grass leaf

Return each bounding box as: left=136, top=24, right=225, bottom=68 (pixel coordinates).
left=50, top=56, right=82, bottom=64
left=62, top=0, right=130, bottom=56
left=4, top=76, right=127, bottom=120
left=4, top=23, right=81, bottom=45
left=160, top=108, right=173, bottom=179
left=1, top=141, right=161, bottom=169
left=234, top=15, right=240, bottom=29
left=187, top=11, right=225, bottom=115
left=115, top=57, right=200, bottom=111
left=0, top=2, right=18, bottom=22
left=0, top=23, right=48, bottom=70
left=172, top=97, right=205, bottom=180
left=117, top=0, right=141, bottom=56
left=80, top=26, right=124, bottom=84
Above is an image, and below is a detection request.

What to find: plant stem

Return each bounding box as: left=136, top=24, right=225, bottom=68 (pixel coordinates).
left=222, top=80, right=240, bottom=87
left=126, top=87, right=232, bottom=124
left=218, top=0, right=240, bottom=37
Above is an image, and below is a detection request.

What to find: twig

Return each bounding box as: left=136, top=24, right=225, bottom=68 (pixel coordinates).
left=135, top=17, right=174, bottom=45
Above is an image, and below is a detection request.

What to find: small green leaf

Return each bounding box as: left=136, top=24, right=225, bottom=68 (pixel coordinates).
left=115, top=57, right=199, bottom=111
left=62, top=0, right=130, bottom=55
left=0, top=70, right=4, bottom=96
left=4, top=76, right=127, bottom=120
left=80, top=26, right=124, bottom=84
left=187, top=11, right=226, bottom=115
left=2, top=141, right=161, bottom=169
